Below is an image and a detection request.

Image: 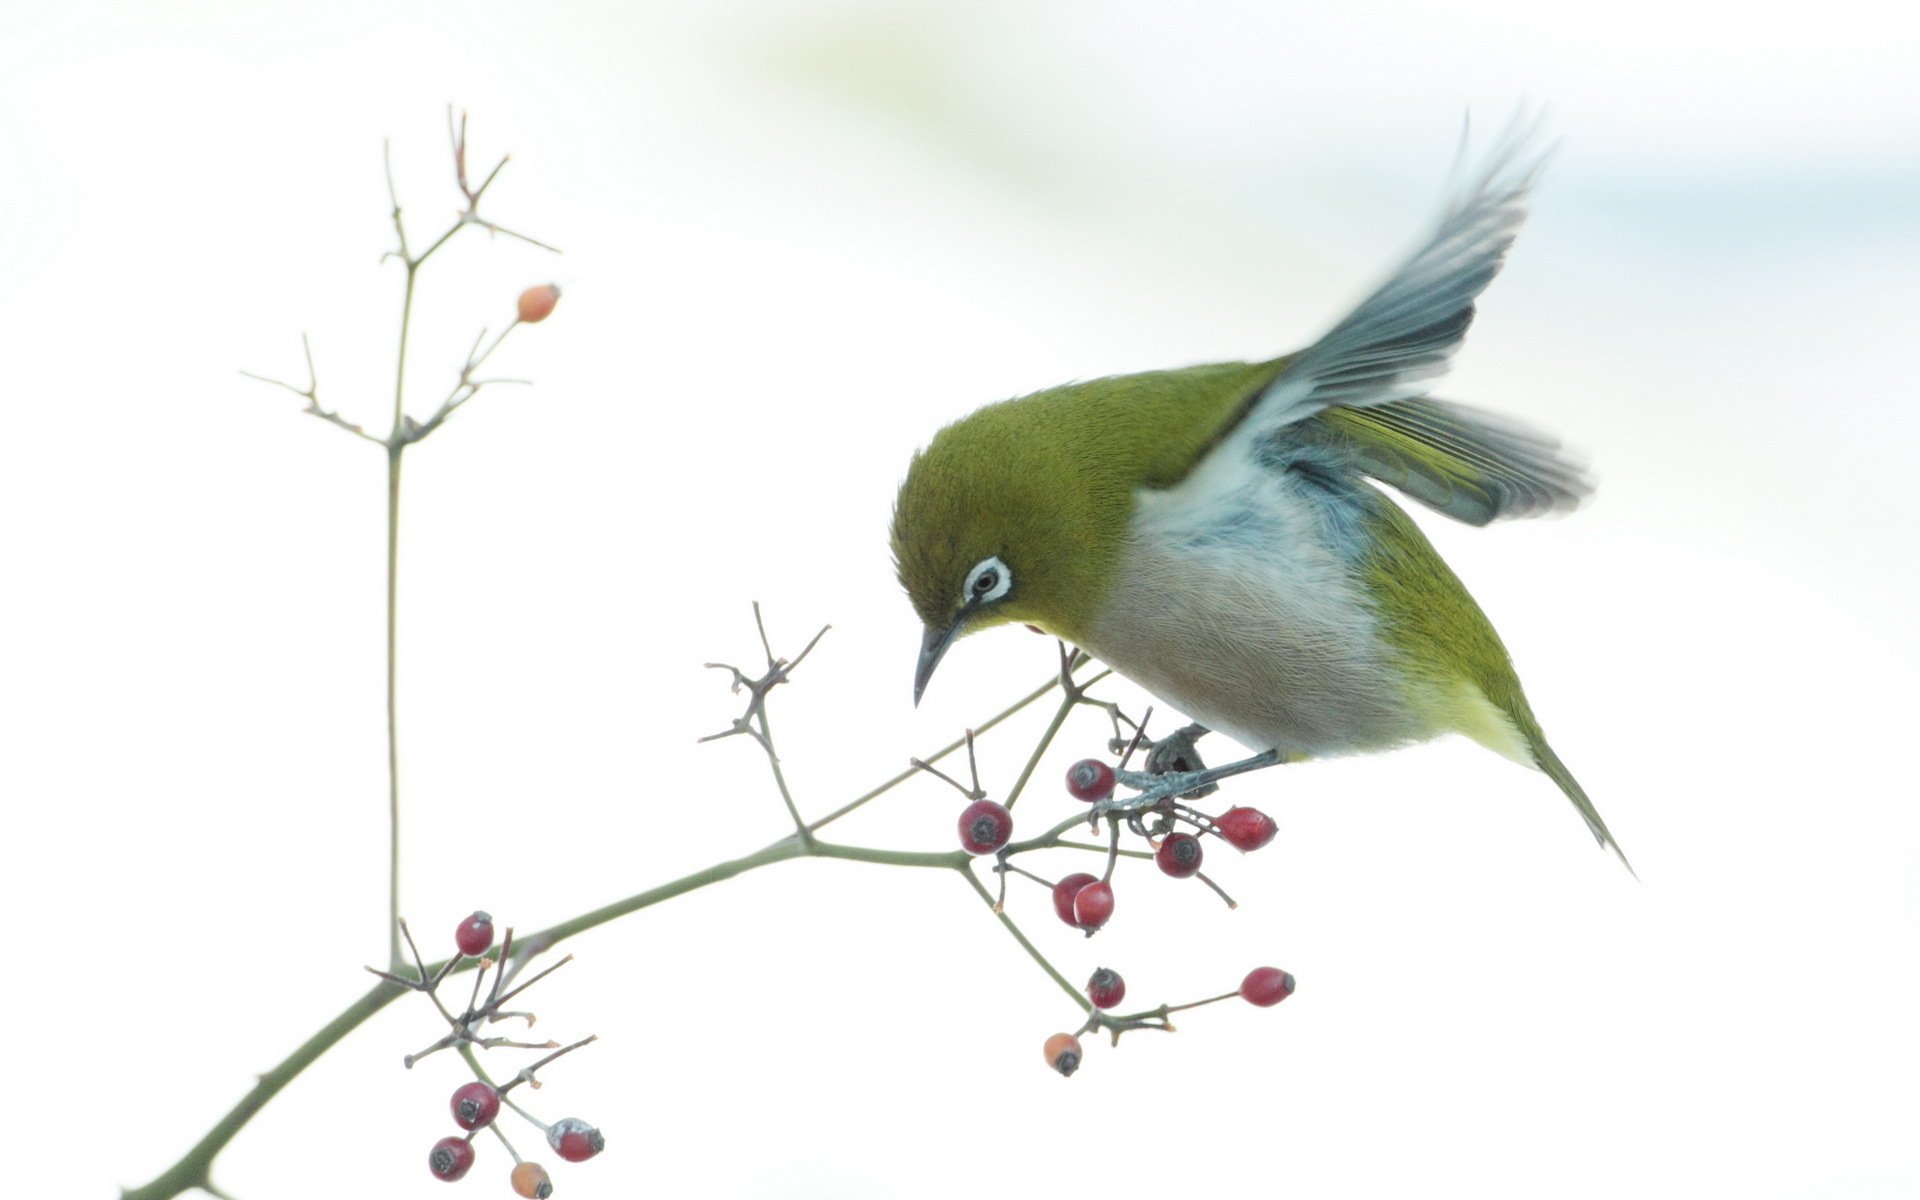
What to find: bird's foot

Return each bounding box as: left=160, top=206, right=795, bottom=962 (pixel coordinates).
left=1108, top=747, right=1282, bottom=814
left=1143, top=723, right=1215, bottom=798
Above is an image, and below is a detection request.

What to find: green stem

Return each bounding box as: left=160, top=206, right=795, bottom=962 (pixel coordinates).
left=385, top=442, right=404, bottom=971
left=382, top=249, right=422, bottom=972
left=807, top=839, right=967, bottom=871
left=1002, top=666, right=1108, bottom=812
left=754, top=705, right=813, bottom=844
left=1002, top=693, right=1074, bottom=811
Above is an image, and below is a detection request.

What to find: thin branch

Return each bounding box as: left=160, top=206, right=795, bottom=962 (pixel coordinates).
left=805, top=671, right=1067, bottom=832
left=239, top=334, right=381, bottom=443
left=1004, top=646, right=1108, bottom=810
left=958, top=868, right=1091, bottom=1013
left=700, top=605, right=831, bottom=839
left=501, top=1035, right=600, bottom=1095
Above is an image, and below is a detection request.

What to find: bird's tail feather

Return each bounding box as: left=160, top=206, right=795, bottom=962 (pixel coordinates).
left=1532, top=739, right=1635, bottom=877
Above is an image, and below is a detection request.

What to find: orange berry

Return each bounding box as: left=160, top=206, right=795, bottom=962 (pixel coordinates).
left=511, top=1161, right=554, bottom=1199
left=517, top=284, right=561, bottom=324
left=1043, top=1032, right=1083, bottom=1077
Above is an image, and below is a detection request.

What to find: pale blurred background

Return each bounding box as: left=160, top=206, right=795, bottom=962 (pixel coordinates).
left=2, top=2, right=1915, bottom=1197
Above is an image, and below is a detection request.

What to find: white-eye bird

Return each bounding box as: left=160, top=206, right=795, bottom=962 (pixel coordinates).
left=891, top=139, right=1630, bottom=869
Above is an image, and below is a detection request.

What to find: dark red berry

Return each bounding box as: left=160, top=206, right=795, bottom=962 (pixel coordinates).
left=957, top=799, right=1013, bottom=855
left=1086, top=966, right=1126, bottom=1010
left=1155, top=832, right=1204, bottom=878
left=1043, top=1032, right=1083, bottom=1077
left=1071, top=880, right=1115, bottom=931
left=455, top=911, right=495, bottom=957
left=1065, top=758, right=1116, bottom=802
left=450, top=1080, right=500, bottom=1131
left=548, top=1117, right=604, bottom=1163
left=1052, top=873, right=1098, bottom=926
left=429, top=1135, right=476, bottom=1181
left=1239, top=966, right=1297, bottom=1007
left=1215, top=806, right=1278, bottom=852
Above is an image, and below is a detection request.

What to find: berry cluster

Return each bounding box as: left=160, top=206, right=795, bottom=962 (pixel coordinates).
left=935, top=720, right=1297, bottom=1076
left=954, top=753, right=1282, bottom=937
left=371, top=912, right=606, bottom=1194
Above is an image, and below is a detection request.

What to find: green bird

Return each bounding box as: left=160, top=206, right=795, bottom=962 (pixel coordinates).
left=891, top=140, right=1629, bottom=869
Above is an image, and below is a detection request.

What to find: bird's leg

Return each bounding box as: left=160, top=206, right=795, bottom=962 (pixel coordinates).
left=1145, top=723, right=1215, bottom=799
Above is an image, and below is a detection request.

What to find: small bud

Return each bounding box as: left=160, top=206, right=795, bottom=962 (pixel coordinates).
left=1215, top=806, right=1278, bottom=852
left=511, top=1161, right=554, bottom=1199
left=455, top=910, right=495, bottom=957
left=1071, top=880, right=1115, bottom=932
left=517, top=283, right=562, bottom=324
left=957, top=799, right=1013, bottom=855
left=1155, top=832, right=1204, bottom=878
left=1043, top=1032, right=1083, bottom=1077
left=428, top=1135, right=476, bottom=1182
left=1239, top=966, right=1297, bottom=1007
left=1085, top=966, right=1126, bottom=1010
left=450, top=1080, right=501, bottom=1131
left=1051, top=873, right=1098, bottom=927
left=548, top=1117, right=604, bottom=1163
left=1065, top=758, right=1116, bottom=803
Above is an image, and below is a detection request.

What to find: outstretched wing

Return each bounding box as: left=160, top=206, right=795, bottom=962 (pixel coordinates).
left=1230, top=125, right=1544, bottom=440
left=1296, top=397, right=1591, bottom=525
left=1215, top=123, right=1588, bottom=524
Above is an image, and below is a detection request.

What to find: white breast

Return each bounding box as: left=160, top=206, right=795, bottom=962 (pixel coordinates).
left=1086, top=446, right=1439, bottom=758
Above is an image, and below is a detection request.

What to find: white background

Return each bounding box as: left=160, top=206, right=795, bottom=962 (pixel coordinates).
left=3, top=2, right=1916, bottom=1197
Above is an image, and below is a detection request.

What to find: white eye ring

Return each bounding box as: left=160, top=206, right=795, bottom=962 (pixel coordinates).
left=962, top=556, right=1012, bottom=605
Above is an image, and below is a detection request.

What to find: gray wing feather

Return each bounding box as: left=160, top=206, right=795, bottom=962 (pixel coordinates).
left=1244, top=128, right=1545, bottom=433
left=1291, top=397, right=1591, bottom=526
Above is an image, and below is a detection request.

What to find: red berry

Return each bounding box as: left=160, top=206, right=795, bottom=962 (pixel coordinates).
left=1065, top=758, right=1116, bottom=802
left=511, top=1162, right=554, bottom=1199
left=450, top=1080, right=500, bottom=1131
left=548, top=1117, right=604, bottom=1163
left=1239, top=966, right=1297, bottom=1007
left=1042, top=1032, right=1083, bottom=1077
left=1052, top=873, right=1098, bottom=926
left=1071, top=880, right=1115, bottom=931
left=428, top=1135, right=476, bottom=1182
left=1215, top=806, right=1278, bottom=852
left=455, top=910, right=494, bottom=957
left=517, top=283, right=562, bottom=324
left=1086, top=966, right=1126, bottom=1010
left=1155, top=832, right=1204, bottom=878
left=957, top=799, right=1013, bottom=855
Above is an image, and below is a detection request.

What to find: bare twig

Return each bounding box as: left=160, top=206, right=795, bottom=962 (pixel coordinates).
left=239, top=334, right=381, bottom=443
left=700, top=604, right=831, bottom=839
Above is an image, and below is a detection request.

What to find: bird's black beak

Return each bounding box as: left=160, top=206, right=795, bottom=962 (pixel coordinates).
left=913, top=618, right=962, bottom=707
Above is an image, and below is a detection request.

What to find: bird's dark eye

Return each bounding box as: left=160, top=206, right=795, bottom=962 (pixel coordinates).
left=972, top=569, right=999, bottom=595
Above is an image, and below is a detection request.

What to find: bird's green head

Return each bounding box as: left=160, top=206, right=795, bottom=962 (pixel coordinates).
left=890, top=386, right=1136, bottom=704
